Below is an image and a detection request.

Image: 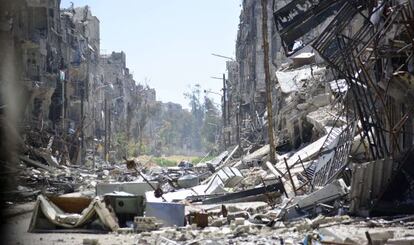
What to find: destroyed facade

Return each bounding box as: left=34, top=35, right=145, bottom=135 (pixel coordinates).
left=0, top=0, right=163, bottom=167
left=1, top=0, right=414, bottom=244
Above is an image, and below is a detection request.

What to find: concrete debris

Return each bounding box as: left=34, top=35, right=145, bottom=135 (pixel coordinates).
left=204, top=166, right=243, bottom=193
left=386, top=237, right=414, bottom=245
left=132, top=219, right=414, bottom=245
left=291, top=52, right=316, bottom=67
left=329, top=79, right=348, bottom=93
left=83, top=238, right=100, bottom=245
left=296, top=179, right=349, bottom=209
left=177, top=174, right=199, bottom=188
left=1, top=0, right=414, bottom=244
left=276, top=66, right=324, bottom=94
left=134, top=217, right=162, bottom=232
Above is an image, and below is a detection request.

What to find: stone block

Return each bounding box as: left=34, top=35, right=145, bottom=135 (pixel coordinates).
left=386, top=237, right=414, bottom=245
left=310, top=93, right=331, bottom=107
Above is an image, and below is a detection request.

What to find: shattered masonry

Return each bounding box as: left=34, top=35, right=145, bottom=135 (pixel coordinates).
left=1, top=0, right=414, bottom=244
left=0, top=0, right=159, bottom=167
left=225, top=0, right=414, bottom=217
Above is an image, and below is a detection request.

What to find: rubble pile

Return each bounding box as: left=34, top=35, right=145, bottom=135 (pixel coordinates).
left=6, top=129, right=140, bottom=204
left=16, top=130, right=414, bottom=244
left=1, top=0, right=414, bottom=244
left=135, top=215, right=414, bottom=244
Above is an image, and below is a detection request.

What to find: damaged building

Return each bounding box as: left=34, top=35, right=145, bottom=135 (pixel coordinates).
left=0, top=0, right=158, bottom=167
left=224, top=0, right=414, bottom=218
left=1, top=0, right=414, bottom=244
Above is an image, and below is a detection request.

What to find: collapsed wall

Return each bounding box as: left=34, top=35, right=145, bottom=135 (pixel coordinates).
left=229, top=0, right=414, bottom=216
left=0, top=1, right=158, bottom=165
left=227, top=0, right=334, bottom=153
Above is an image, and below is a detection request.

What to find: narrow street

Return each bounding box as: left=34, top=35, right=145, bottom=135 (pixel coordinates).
left=1, top=0, right=414, bottom=244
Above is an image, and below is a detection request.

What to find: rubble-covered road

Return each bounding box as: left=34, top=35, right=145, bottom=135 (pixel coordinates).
left=3, top=204, right=414, bottom=245
left=2, top=0, right=414, bottom=244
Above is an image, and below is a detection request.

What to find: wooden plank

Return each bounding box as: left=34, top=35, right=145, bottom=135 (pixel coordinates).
left=19, top=155, right=54, bottom=172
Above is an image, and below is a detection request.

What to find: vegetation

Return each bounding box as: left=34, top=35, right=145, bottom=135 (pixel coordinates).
left=136, top=155, right=206, bottom=167
left=191, top=155, right=216, bottom=164
left=113, top=84, right=222, bottom=161
left=183, top=84, right=222, bottom=154
left=152, top=157, right=177, bottom=167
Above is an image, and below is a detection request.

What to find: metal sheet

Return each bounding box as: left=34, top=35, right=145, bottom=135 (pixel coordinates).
left=104, top=195, right=145, bottom=215
left=145, top=202, right=185, bottom=227
left=273, top=0, right=346, bottom=55
left=312, top=122, right=356, bottom=187
left=202, top=182, right=285, bottom=204
left=349, top=159, right=393, bottom=216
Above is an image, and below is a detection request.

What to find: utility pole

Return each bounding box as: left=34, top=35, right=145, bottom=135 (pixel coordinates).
left=104, top=97, right=108, bottom=162
left=225, top=75, right=231, bottom=144
left=92, top=108, right=95, bottom=168
left=211, top=53, right=234, bottom=150
left=261, top=0, right=276, bottom=163
left=80, top=84, right=84, bottom=164
left=61, top=76, right=65, bottom=134
left=108, top=104, right=111, bottom=162
left=236, top=106, right=241, bottom=148
left=222, top=73, right=228, bottom=149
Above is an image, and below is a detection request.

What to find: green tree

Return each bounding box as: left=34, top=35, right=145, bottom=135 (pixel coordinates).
left=184, top=84, right=205, bottom=151
left=201, top=96, right=221, bottom=153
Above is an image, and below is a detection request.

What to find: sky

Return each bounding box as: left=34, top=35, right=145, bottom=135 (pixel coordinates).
left=60, top=0, right=242, bottom=108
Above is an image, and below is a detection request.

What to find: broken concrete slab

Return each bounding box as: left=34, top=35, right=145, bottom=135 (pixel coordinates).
left=319, top=226, right=366, bottom=244
left=233, top=144, right=270, bottom=169
left=291, top=52, right=316, bottom=67
left=177, top=174, right=200, bottom=188
left=281, top=179, right=349, bottom=219
left=386, top=237, right=414, bottom=245
left=309, top=93, right=331, bottom=108
left=186, top=202, right=268, bottom=217
left=296, top=179, right=349, bottom=209
left=134, top=216, right=162, bottom=232
left=329, top=79, right=348, bottom=93
left=203, top=166, right=243, bottom=194
left=368, top=230, right=395, bottom=245
left=202, top=182, right=285, bottom=204
left=277, top=134, right=329, bottom=169
left=276, top=66, right=323, bottom=94
left=19, top=155, right=54, bottom=172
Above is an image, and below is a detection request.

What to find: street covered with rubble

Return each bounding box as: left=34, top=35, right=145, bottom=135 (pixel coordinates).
left=1, top=0, right=414, bottom=244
